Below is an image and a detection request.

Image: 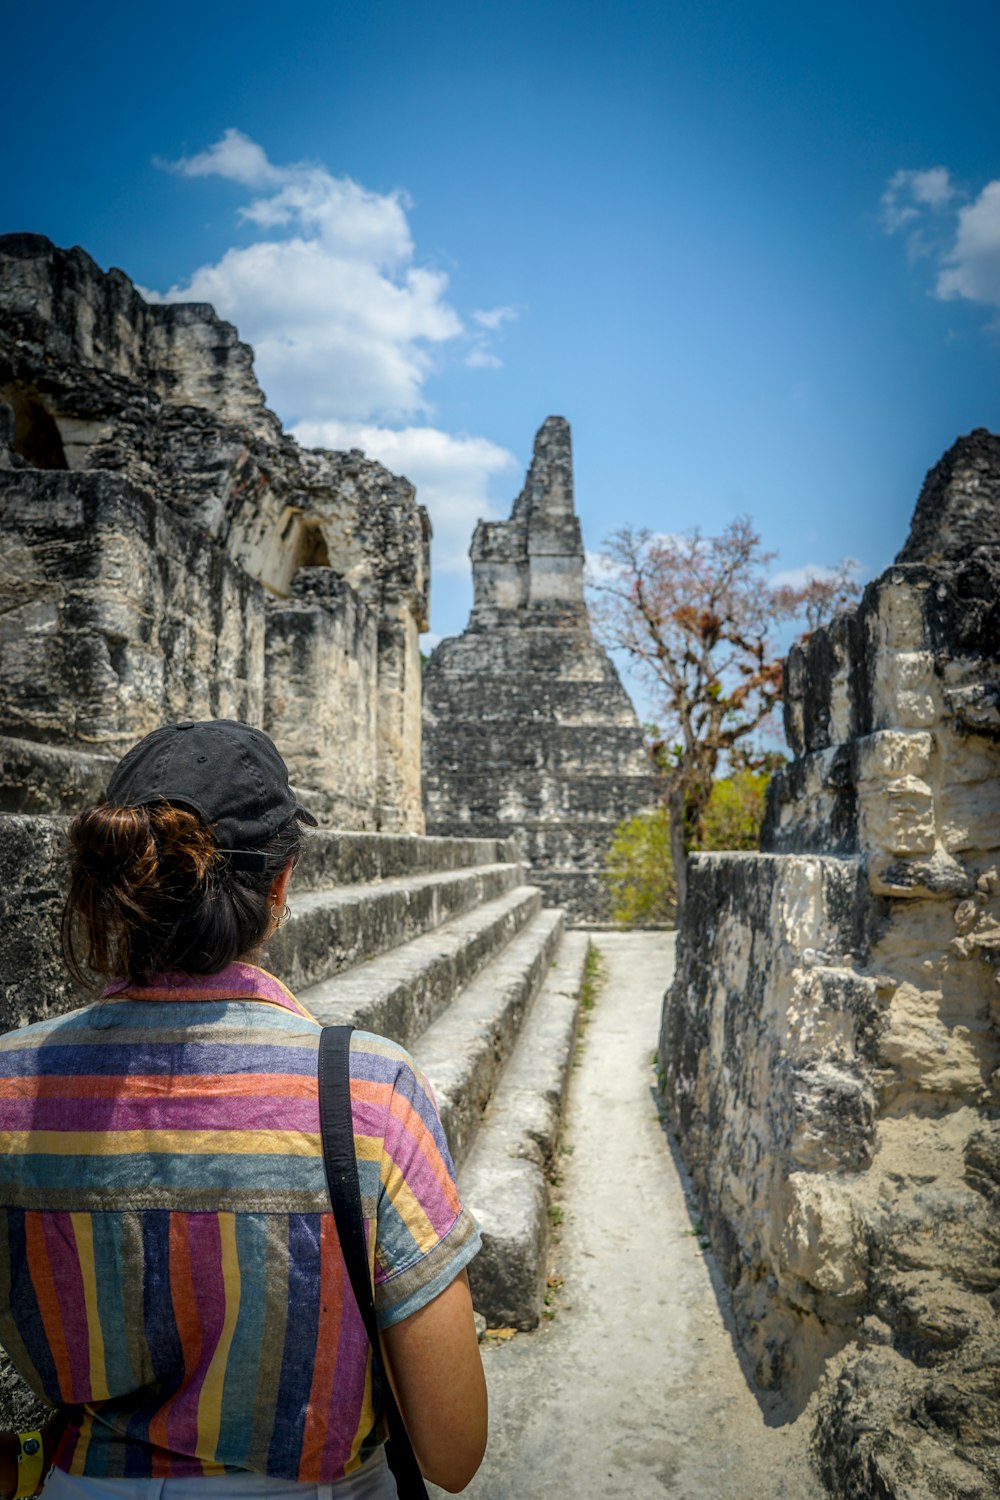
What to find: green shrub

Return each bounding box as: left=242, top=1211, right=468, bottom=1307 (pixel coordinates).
left=698, top=769, right=770, bottom=851
left=604, top=805, right=676, bottom=926
left=604, top=770, right=771, bottom=927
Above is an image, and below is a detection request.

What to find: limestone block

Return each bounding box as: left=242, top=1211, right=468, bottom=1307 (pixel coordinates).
left=876, top=576, right=927, bottom=653
left=0, top=814, right=86, bottom=1030
left=856, top=729, right=933, bottom=781
left=858, top=772, right=936, bottom=856
left=0, top=736, right=115, bottom=815
left=768, top=856, right=827, bottom=961
left=876, top=651, right=938, bottom=729
left=949, top=883, right=1000, bottom=966
left=762, top=744, right=859, bottom=855
left=778, top=1174, right=867, bottom=1299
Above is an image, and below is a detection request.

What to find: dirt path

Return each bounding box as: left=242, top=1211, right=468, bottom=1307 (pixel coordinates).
left=444, top=931, right=825, bottom=1500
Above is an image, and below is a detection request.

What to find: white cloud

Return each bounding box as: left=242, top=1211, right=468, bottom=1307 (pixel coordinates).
left=148, top=131, right=461, bottom=422
left=290, top=420, right=518, bottom=572
left=163, top=128, right=285, bottom=189
left=465, top=349, right=503, bottom=369
left=936, top=180, right=1000, bottom=308
left=881, top=166, right=954, bottom=235
left=473, top=305, right=518, bottom=331
left=882, top=166, right=1000, bottom=323
left=149, top=130, right=523, bottom=594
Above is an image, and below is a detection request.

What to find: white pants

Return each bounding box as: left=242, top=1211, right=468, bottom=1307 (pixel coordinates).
left=42, top=1453, right=398, bottom=1500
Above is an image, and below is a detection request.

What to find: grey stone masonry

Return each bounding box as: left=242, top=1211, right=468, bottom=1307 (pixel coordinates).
left=0, top=234, right=429, bottom=831
left=660, top=429, right=1000, bottom=1500
left=422, top=417, right=653, bottom=922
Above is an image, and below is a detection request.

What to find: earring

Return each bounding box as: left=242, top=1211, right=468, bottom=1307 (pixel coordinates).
left=270, top=902, right=290, bottom=927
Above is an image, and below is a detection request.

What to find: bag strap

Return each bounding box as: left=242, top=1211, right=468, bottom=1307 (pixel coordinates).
left=317, top=1025, right=429, bottom=1500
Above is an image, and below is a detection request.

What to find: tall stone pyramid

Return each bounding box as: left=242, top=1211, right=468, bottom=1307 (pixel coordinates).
left=422, top=416, right=653, bottom=921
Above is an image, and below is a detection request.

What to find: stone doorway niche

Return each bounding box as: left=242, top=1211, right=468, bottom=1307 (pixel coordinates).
left=1, top=383, right=68, bottom=469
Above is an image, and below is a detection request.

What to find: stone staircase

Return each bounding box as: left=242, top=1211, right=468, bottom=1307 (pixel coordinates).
left=0, top=737, right=586, bottom=1338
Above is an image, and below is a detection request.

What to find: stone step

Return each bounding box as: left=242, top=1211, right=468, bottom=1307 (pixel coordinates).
left=0, top=736, right=117, bottom=815
left=425, top=768, right=653, bottom=821
left=460, top=931, right=589, bottom=1329
left=423, top=722, right=650, bottom=776
left=424, top=675, right=640, bottom=726
left=0, top=812, right=521, bottom=1030
left=299, top=884, right=543, bottom=1048
left=294, top=827, right=516, bottom=890
left=269, top=861, right=523, bottom=993
left=410, top=908, right=565, bottom=1170
left=427, top=629, right=630, bottom=681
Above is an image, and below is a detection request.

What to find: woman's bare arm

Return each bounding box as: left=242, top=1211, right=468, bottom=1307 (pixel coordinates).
left=379, top=1269, right=487, bottom=1492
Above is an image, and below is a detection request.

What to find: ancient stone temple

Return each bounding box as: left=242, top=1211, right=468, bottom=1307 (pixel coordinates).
left=660, top=429, right=1000, bottom=1499
left=422, top=416, right=652, bottom=922
left=0, top=240, right=594, bottom=1418
left=0, top=234, right=429, bottom=832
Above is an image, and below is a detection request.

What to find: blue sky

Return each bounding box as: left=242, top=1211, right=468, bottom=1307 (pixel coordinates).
left=4, top=0, right=999, bottom=665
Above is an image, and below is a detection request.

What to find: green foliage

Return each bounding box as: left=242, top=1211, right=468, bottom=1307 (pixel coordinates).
left=604, top=770, right=772, bottom=926
left=698, top=769, right=770, bottom=851
left=579, top=944, right=606, bottom=1011
left=604, top=805, right=676, bottom=926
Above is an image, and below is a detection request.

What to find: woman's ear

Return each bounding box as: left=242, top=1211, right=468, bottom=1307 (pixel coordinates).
left=269, top=856, right=296, bottom=912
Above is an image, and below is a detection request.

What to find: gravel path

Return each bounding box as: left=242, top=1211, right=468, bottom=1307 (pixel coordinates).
left=441, top=930, right=825, bottom=1500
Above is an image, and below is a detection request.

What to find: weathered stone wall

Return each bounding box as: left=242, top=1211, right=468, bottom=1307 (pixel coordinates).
left=0, top=234, right=429, bottom=830
left=422, top=417, right=653, bottom=921
left=0, top=470, right=265, bottom=748
left=660, top=430, right=1000, bottom=1498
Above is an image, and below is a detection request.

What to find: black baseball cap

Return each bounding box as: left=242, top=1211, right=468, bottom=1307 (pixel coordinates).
left=106, top=720, right=317, bottom=870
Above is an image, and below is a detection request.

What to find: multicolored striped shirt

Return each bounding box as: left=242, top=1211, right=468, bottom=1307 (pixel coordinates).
left=0, top=963, right=480, bottom=1481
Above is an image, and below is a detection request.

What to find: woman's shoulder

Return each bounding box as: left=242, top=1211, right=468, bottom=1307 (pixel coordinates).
left=0, top=1003, right=102, bottom=1052
left=348, top=1028, right=422, bottom=1081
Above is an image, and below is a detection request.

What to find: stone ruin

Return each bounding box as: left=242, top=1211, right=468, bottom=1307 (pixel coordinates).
left=0, top=238, right=593, bottom=1418
left=422, top=416, right=653, bottom=922
left=0, top=233, right=429, bottom=834
left=5, top=231, right=998, bottom=1494
left=660, top=429, right=1000, bottom=1498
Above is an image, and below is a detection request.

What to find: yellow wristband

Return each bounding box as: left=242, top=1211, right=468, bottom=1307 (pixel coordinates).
left=13, top=1432, right=43, bottom=1500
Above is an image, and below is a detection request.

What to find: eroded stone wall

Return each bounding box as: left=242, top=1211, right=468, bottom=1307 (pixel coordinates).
left=0, top=235, right=429, bottom=830
left=422, top=417, right=653, bottom=921
left=660, top=430, right=1000, bottom=1499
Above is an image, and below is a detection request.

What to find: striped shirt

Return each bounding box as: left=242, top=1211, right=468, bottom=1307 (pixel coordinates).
left=0, top=963, right=480, bottom=1481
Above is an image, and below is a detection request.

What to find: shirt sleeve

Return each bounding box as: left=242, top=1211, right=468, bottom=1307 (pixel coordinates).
left=351, top=1032, right=481, bottom=1330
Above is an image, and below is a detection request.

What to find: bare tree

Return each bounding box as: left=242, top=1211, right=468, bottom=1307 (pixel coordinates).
left=590, top=519, right=858, bottom=913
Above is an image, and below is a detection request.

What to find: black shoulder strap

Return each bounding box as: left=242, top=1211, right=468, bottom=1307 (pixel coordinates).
left=317, top=1025, right=429, bottom=1500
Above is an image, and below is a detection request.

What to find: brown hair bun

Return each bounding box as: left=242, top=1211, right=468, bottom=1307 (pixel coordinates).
left=62, top=800, right=301, bottom=985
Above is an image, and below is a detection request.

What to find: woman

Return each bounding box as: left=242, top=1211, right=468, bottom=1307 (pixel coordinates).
left=0, top=720, right=487, bottom=1498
